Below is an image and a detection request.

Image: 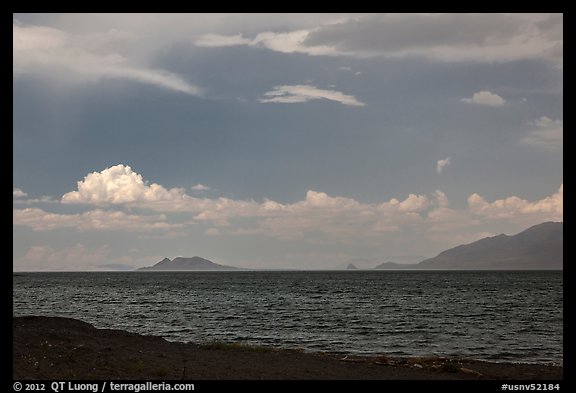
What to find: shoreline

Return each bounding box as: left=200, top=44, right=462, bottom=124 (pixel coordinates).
left=13, top=316, right=563, bottom=380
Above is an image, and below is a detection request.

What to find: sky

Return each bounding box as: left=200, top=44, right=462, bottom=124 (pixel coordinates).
left=13, top=13, right=563, bottom=271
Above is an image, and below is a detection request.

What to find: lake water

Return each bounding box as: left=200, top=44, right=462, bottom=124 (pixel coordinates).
left=12, top=270, right=563, bottom=365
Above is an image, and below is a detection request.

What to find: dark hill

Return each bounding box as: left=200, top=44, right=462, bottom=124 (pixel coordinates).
left=374, top=222, right=562, bottom=270
left=417, top=222, right=562, bottom=269
left=374, top=261, right=417, bottom=269
left=138, top=256, right=240, bottom=271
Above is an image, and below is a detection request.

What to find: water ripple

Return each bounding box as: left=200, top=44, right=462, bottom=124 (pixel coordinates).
left=13, top=270, right=563, bottom=365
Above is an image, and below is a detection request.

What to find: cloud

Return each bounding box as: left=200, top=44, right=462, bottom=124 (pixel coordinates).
left=44, top=166, right=563, bottom=244
left=259, top=85, right=365, bottom=106
left=245, top=186, right=563, bottom=241
left=13, top=187, right=57, bottom=204
left=461, top=91, right=506, bottom=106
left=60, top=165, right=263, bottom=222
left=13, top=208, right=179, bottom=232
left=195, top=29, right=338, bottom=56
left=433, top=190, right=449, bottom=208
left=13, top=23, right=202, bottom=95
left=13, top=188, right=27, bottom=198
left=436, top=157, right=451, bottom=174
left=396, top=194, right=429, bottom=212
left=195, top=14, right=562, bottom=64
left=13, top=196, right=58, bottom=204
left=62, top=164, right=187, bottom=204
left=305, top=13, right=563, bottom=63
left=337, top=66, right=362, bottom=75
left=231, top=191, right=432, bottom=240
left=206, top=228, right=220, bottom=236
left=468, top=184, right=563, bottom=223
left=13, top=243, right=157, bottom=271
left=194, top=33, right=253, bottom=47
left=16, top=244, right=111, bottom=271
left=231, top=191, right=386, bottom=240
left=191, top=183, right=211, bottom=191
left=426, top=185, right=563, bottom=234
left=426, top=206, right=479, bottom=232
left=427, top=230, right=497, bottom=247
left=54, top=165, right=435, bottom=238
left=531, top=116, right=562, bottom=129
left=521, top=116, right=563, bottom=149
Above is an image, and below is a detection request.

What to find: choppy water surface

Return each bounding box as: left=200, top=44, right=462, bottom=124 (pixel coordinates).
left=13, top=270, right=563, bottom=365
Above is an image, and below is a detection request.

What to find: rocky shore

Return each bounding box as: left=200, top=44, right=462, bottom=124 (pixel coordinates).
left=13, top=316, right=563, bottom=380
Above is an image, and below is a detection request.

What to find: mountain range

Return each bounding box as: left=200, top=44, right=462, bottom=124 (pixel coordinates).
left=137, top=222, right=562, bottom=271
left=375, top=221, right=562, bottom=270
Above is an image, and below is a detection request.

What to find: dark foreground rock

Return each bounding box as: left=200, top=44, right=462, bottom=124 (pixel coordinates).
left=13, top=316, right=562, bottom=380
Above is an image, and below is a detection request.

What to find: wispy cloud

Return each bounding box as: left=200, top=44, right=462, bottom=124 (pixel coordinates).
left=18, top=244, right=111, bottom=271
left=13, top=188, right=58, bottom=204
left=15, top=243, right=157, bottom=272
left=521, top=116, right=563, bottom=149
left=194, top=33, right=253, bottom=47
left=461, top=91, right=505, bottom=106
left=436, top=157, right=451, bottom=174
left=13, top=23, right=202, bottom=96
left=195, top=14, right=562, bottom=64
left=195, top=30, right=337, bottom=56
left=13, top=208, right=180, bottom=232
left=13, top=196, right=58, bottom=205
left=259, top=85, right=365, bottom=106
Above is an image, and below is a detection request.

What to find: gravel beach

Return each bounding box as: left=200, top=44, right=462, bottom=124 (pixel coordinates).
left=13, top=316, right=563, bottom=380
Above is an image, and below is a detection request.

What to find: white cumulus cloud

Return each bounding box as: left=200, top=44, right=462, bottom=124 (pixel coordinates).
left=468, top=184, right=563, bottom=223
left=24, top=166, right=560, bottom=245
left=433, top=190, right=449, bottom=208
left=259, top=85, right=365, bottom=106
left=13, top=188, right=27, bottom=198
left=192, top=184, right=211, bottom=191
left=461, top=91, right=505, bottom=106
left=397, top=194, right=429, bottom=212
left=62, top=164, right=187, bottom=204
left=436, top=157, right=451, bottom=174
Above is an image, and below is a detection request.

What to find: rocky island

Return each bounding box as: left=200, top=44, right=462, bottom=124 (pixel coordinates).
left=139, top=256, right=241, bottom=271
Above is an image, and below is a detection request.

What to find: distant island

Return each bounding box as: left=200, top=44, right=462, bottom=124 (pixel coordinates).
left=138, top=256, right=241, bottom=271
left=136, top=222, right=561, bottom=271
left=375, top=221, right=562, bottom=270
